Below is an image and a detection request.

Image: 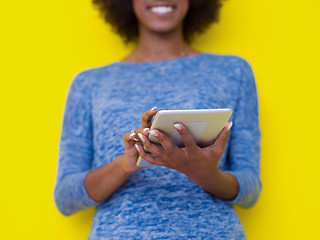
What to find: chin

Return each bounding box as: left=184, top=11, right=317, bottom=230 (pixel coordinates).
left=145, top=23, right=182, bottom=34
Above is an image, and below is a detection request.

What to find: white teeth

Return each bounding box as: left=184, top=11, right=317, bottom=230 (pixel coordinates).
left=150, top=6, right=173, bottom=14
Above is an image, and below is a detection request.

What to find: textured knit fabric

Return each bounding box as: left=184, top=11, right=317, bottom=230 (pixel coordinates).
left=54, top=52, right=261, bottom=240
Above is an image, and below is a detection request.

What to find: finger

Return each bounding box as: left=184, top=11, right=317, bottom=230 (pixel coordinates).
left=129, top=129, right=140, bottom=142
left=212, top=122, right=232, bottom=152
left=123, top=131, right=138, bottom=150
left=141, top=107, right=158, bottom=128
left=148, top=129, right=178, bottom=154
left=135, top=144, right=165, bottom=166
left=137, top=132, right=164, bottom=157
left=123, top=132, right=141, bottom=158
left=134, top=127, right=150, bottom=141
left=174, top=122, right=200, bottom=158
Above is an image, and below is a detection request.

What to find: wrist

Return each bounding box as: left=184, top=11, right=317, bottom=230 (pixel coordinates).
left=114, top=154, right=138, bottom=176
left=186, top=167, right=221, bottom=187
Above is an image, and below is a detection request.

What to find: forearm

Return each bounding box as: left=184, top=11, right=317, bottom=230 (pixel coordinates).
left=84, top=155, right=134, bottom=202
left=187, top=169, right=239, bottom=201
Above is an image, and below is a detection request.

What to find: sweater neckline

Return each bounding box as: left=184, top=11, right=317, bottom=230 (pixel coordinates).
left=113, top=52, right=207, bottom=66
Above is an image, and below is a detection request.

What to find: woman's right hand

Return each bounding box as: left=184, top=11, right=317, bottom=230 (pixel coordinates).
left=115, top=107, right=158, bottom=173
left=115, top=131, right=141, bottom=174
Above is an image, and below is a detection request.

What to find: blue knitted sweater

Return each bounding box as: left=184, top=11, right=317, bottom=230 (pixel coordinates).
left=54, top=52, right=261, bottom=239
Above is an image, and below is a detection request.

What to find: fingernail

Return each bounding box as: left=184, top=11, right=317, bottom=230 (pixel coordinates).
left=227, top=122, right=233, bottom=131
left=134, top=137, right=139, bottom=142
left=149, top=130, right=158, bottom=137
left=151, top=107, right=157, bottom=111
left=138, top=133, right=146, bottom=142
left=130, top=129, right=135, bottom=133
left=129, top=132, right=136, bottom=137
left=135, top=144, right=140, bottom=153
left=143, top=128, right=149, bottom=132
left=174, top=123, right=181, bottom=130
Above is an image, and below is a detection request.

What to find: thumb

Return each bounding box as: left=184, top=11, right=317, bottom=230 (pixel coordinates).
left=141, top=107, right=158, bottom=128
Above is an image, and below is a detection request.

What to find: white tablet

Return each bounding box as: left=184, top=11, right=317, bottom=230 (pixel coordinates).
left=136, top=108, right=233, bottom=167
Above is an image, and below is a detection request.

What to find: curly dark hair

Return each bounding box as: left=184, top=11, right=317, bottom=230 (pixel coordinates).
left=92, top=0, right=224, bottom=43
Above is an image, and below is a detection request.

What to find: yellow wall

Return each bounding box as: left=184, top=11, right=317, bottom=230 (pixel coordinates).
left=1, top=0, right=319, bottom=239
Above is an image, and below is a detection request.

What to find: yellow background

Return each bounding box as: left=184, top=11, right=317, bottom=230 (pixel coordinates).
left=1, top=0, right=319, bottom=239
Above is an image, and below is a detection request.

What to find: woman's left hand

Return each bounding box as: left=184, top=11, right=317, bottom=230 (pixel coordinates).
left=135, top=122, right=233, bottom=181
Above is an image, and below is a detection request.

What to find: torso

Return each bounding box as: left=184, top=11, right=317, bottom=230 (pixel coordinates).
left=85, top=52, right=247, bottom=239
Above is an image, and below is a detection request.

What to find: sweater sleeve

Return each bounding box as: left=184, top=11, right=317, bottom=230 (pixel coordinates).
left=53, top=71, right=102, bottom=216
left=223, top=58, right=262, bottom=208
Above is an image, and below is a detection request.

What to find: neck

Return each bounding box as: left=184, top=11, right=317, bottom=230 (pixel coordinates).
left=136, top=27, right=187, bottom=62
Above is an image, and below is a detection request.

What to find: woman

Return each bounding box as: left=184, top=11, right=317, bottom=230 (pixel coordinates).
left=54, top=0, right=261, bottom=239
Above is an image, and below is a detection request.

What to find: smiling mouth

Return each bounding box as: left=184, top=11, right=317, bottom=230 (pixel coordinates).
left=147, top=5, right=177, bottom=14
